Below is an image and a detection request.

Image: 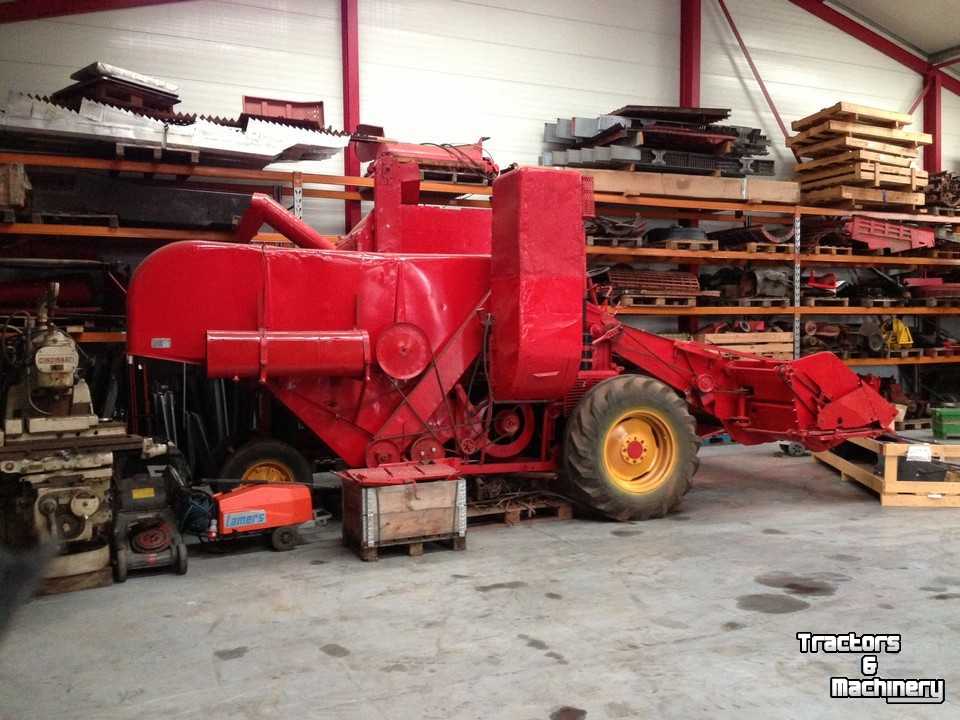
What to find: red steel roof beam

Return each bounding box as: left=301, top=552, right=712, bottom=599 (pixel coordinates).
left=341, top=0, right=361, bottom=232
left=0, top=0, right=192, bottom=23
left=679, top=0, right=701, bottom=107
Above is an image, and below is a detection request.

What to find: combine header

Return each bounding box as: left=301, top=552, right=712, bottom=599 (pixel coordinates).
left=127, top=141, right=895, bottom=520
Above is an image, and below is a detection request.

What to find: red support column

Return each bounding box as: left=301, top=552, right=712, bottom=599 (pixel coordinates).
left=924, top=71, right=942, bottom=174
left=341, top=0, right=361, bottom=231
left=679, top=0, right=701, bottom=107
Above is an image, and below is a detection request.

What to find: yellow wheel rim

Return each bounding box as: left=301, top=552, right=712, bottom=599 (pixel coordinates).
left=241, top=460, right=294, bottom=483
left=602, top=408, right=677, bottom=494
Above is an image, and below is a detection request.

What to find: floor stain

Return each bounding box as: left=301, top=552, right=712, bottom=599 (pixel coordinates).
left=931, top=593, right=960, bottom=600
left=755, top=571, right=848, bottom=597
left=451, top=574, right=471, bottom=579
left=762, top=529, right=787, bottom=535
left=737, top=594, right=810, bottom=614
left=475, top=580, right=527, bottom=592
left=214, top=646, right=248, bottom=661
left=518, top=633, right=549, bottom=650
left=320, top=643, right=350, bottom=658
left=723, top=621, right=747, bottom=631
left=669, top=514, right=691, bottom=522
left=545, top=651, right=569, bottom=665
left=933, top=576, right=960, bottom=586
left=310, top=560, right=328, bottom=565
left=605, top=702, right=637, bottom=719
left=878, top=603, right=895, bottom=610
left=611, top=530, right=642, bottom=537
left=545, top=592, right=563, bottom=600
left=550, top=707, right=587, bottom=720
left=828, top=554, right=860, bottom=562
left=920, top=586, right=948, bottom=592
left=381, top=663, right=407, bottom=672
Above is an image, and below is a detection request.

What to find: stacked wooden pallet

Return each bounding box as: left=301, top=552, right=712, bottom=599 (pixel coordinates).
left=788, top=103, right=932, bottom=210
left=694, top=331, right=794, bottom=360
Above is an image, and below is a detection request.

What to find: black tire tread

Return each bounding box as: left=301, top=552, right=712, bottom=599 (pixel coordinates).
left=220, top=439, right=313, bottom=486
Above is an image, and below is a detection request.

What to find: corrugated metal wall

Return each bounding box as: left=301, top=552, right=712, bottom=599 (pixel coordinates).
left=0, top=0, right=956, bottom=224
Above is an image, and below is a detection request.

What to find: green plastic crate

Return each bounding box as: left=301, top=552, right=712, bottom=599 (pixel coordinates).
left=932, top=407, right=960, bottom=439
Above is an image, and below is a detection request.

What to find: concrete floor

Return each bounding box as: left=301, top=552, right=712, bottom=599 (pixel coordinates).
left=2, top=443, right=959, bottom=719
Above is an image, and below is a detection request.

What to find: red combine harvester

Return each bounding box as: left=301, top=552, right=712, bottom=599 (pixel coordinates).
left=126, top=141, right=896, bottom=520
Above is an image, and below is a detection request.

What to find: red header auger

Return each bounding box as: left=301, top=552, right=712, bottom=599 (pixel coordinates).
left=127, top=140, right=895, bottom=520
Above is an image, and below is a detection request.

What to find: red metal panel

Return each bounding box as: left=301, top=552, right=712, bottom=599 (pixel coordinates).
left=924, top=72, right=942, bottom=174
left=206, top=330, right=369, bottom=379
left=0, top=0, right=190, bottom=23
left=341, top=0, right=361, bottom=232
left=488, top=167, right=587, bottom=402
left=679, top=0, right=701, bottom=107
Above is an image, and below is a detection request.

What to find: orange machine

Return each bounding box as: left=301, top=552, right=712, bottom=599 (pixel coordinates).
left=210, top=484, right=314, bottom=551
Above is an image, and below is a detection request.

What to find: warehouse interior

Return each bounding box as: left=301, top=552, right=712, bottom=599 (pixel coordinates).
left=1, top=1, right=960, bottom=717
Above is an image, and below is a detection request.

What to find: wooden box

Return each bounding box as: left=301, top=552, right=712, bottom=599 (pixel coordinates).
left=694, top=331, right=794, bottom=360
left=578, top=168, right=801, bottom=204
left=814, top=436, right=960, bottom=507
left=341, top=477, right=466, bottom=561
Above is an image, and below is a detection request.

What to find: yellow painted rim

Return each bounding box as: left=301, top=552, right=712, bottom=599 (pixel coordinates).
left=602, top=407, right=677, bottom=494
left=241, top=460, right=295, bottom=483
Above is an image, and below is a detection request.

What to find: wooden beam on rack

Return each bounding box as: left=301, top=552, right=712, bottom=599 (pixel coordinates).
left=612, top=305, right=960, bottom=316
left=844, top=355, right=960, bottom=366
left=0, top=224, right=292, bottom=244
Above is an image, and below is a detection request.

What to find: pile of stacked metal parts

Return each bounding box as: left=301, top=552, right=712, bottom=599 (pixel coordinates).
left=788, top=102, right=931, bottom=210
left=595, top=265, right=719, bottom=308
left=0, top=62, right=350, bottom=167
left=541, top=105, right=773, bottom=177
left=0, top=63, right=351, bottom=230
left=926, top=171, right=960, bottom=213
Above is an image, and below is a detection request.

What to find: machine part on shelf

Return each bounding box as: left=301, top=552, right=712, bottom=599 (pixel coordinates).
left=355, top=135, right=499, bottom=185
left=859, top=319, right=887, bottom=355
left=926, top=171, right=960, bottom=209
left=584, top=215, right=646, bottom=243
left=0, top=163, right=30, bottom=207
left=605, top=267, right=703, bottom=298
left=708, top=223, right=795, bottom=247
left=740, top=269, right=791, bottom=298
left=126, top=148, right=896, bottom=521
left=542, top=145, right=774, bottom=177
left=882, top=319, right=914, bottom=351
left=844, top=217, right=934, bottom=254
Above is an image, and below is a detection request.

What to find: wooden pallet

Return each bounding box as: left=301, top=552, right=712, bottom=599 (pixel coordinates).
left=798, top=163, right=927, bottom=192
left=788, top=120, right=932, bottom=149
left=695, top=331, right=794, bottom=359
left=925, top=347, right=960, bottom=358
left=801, top=185, right=925, bottom=210
left=920, top=249, right=960, bottom=259
left=37, top=567, right=112, bottom=596
left=801, top=296, right=849, bottom=307
left=907, top=297, right=960, bottom=307
left=792, top=102, right=914, bottom=132
left=468, top=497, right=573, bottom=526
left=883, top=347, right=924, bottom=358
left=346, top=533, right=466, bottom=562
left=896, top=417, right=933, bottom=430
left=745, top=241, right=793, bottom=254
left=734, top=297, right=790, bottom=307
left=586, top=236, right=639, bottom=248
left=618, top=294, right=697, bottom=307
left=788, top=135, right=920, bottom=160
left=861, top=297, right=903, bottom=307
left=810, top=244, right=853, bottom=255
left=795, top=148, right=914, bottom=172
left=814, top=436, right=960, bottom=507
left=664, top=238, right=718, bottom=251
left=927, top=206, right=959, bottom=217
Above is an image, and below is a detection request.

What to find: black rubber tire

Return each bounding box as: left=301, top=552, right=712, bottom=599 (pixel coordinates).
left=219, top=439, right=313, bottom=489
left=113, top=546, right=128, bottom=583
left=563, top=374, right=700, bottom=521
left=175, top=541, right=189, bottom=575
left=270, top=526, right=297, bottom=552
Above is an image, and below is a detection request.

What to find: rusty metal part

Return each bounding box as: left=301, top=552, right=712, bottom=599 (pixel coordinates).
left=926, top=171, right=960, bottom=208
left=131, top=522, right=172, bottom=553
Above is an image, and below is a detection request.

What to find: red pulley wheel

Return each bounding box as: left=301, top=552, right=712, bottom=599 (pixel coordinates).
left=376, top=323, right=431, bottom=380
left=132, top=522, right=172, bottom=553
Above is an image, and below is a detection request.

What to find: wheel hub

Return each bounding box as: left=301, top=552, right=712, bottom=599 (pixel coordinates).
left=242, top=460, right=294, bottom=483
left=602, top=409, right=677, bottom=494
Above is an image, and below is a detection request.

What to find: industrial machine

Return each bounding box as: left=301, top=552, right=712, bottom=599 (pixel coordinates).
left=125, top=141, right=897, bottom=521
left=1, top=283, right=170, bottom=586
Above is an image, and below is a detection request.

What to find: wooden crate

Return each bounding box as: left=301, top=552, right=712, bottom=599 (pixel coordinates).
left=814, top=436, right=960, bottom=507
left=798, top=163, right=927, bottom=192
left=341, top=476, right=467, bottom=561
left=789, top=135, right=920, bottom=160
left=788, top=120, right=932, bottom=149
left=801, top=185, right=925, bottom=209
left=695, top=331, right=794, bottom=359
left=796, top=149, right=914, bottom=172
